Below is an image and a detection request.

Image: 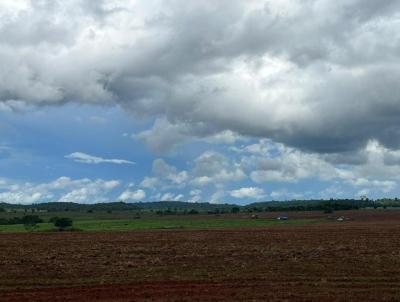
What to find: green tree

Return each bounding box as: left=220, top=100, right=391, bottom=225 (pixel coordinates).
left=53, top=217, right=73, bottom=231
left=49, top=216, right=59, bottom=223
left=22, top=215, right=43, bottom=231
left=324, top=207, right=334, bottom=214
left=231, top=207, right=240, bottom=214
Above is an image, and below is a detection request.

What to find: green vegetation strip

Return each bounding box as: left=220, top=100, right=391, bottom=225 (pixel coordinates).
left=0, top=218, right=324, bottom=233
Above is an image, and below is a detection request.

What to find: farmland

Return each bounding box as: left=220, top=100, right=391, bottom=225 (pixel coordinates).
left=0, top=210, right=324, bottom=232
left=1, top=210, right=400, bottom=301
left=0, top=217, right=321, bottom=232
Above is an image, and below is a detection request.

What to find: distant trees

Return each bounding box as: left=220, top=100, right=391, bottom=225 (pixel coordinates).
left=247, top=199, right=371, bottom=212
left=0, top=215, right=74, bottom=231
left=0, top=207, right=5, bottom=213
left=156, top=209, right=174, bottom=215
left=231, top=207, right=240, bottom=214
left=22, top=215, right=43, bottom=230
left=0, top=215, right=43, bottom=228
left=155, top=208, right=202, bottom=215
left=22, top=215, right=43, bottom=224
left=0, top=201, right=242, bottom=215
left=51, top=217, right=73, bottom=231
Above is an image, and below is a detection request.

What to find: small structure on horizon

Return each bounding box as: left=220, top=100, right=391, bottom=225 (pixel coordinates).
left=277, top=216, right=288, bottom=221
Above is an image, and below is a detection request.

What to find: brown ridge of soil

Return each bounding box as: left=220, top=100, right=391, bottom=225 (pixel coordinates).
left=3, top=279, right=400, bottom=302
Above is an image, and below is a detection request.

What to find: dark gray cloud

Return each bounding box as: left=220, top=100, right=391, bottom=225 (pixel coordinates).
left=1, top=0, right=400, bottom=157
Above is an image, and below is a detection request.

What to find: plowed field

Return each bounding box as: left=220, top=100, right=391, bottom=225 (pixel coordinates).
left=1, top=210, right=400, bottom=301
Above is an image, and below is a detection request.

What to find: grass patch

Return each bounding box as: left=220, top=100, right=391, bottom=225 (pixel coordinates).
left=0, top=217, right=325, bottom=233
left=0, top=223, right=54, bottom=233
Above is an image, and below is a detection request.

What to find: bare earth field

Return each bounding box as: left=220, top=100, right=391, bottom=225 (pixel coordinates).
left=1, top=210, right=400, bottom=301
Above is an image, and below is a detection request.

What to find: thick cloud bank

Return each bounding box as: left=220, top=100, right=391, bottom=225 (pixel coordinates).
left=1, top=0, right=400, bottom=154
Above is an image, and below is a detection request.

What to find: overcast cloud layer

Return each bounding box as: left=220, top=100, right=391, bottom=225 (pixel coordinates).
left=1, top=0, right=400, bottom=204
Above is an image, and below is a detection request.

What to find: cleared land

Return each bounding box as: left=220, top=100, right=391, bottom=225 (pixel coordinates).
left=1, top=210, right=400, bottom=301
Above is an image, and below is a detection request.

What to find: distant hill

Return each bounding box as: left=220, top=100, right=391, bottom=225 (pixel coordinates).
left=245, top=199, right=376, bottom=212
left=0, top=201, right=140, bottom=212
left=134, top=201, right=237, bottom=211
left=0, top=198, right=397, bottom=214
left=0, top=201, right=238, bottom=213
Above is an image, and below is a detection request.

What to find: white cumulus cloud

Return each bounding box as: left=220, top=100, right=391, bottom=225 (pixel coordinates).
left=66, top=152, right=135, bottom=165
left=230, top=187, right=266, bottom=199
left=118, top=189, right=146, bottom=202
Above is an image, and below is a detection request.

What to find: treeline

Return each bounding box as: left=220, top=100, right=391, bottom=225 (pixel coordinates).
left=0, top=214, right=73, bottom=231
left=0, top=215, right=43, bottom=225
left=0, top=199, right=399, bottom=214
left=375, top=198, right=400, bottom=208
left=140, top=201, right=238, bottom=215
left=0, top=201, right=237, bottom=214
left=154, top=207, right=241, bottom=216
left=0, top=202, right=141, bottom=213
left=245, top=199, right=376, bottom=212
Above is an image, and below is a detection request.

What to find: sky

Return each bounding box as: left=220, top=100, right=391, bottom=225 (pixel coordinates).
left=1, top=0, right=400, bottom=204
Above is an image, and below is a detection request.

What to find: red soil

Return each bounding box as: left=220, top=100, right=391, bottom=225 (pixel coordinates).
left=1, top=210, right=400, bottom=301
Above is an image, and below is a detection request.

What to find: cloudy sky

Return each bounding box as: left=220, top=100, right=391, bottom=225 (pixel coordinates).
left=1, top=0, right=400, bottom=204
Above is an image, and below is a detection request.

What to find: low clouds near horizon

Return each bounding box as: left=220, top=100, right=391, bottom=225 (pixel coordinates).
left=1, top=0, right=400, bottom=204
